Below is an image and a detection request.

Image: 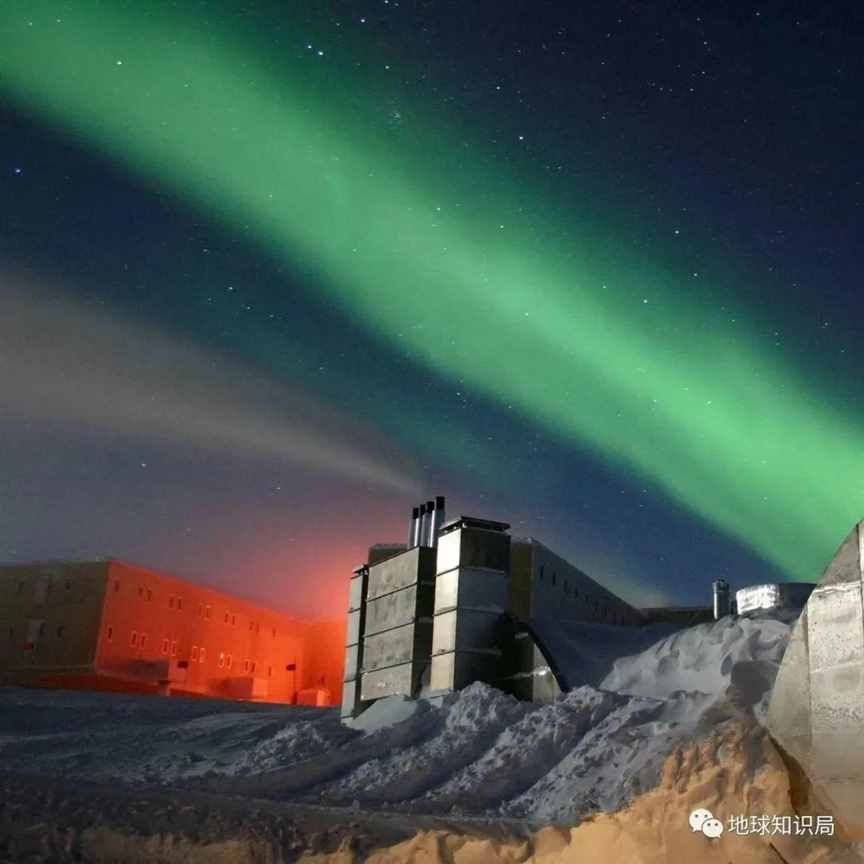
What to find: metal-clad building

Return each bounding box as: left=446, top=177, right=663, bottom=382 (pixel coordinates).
left=0, top=559, right=344, bottom=705
left=341, top=496, right=643, bottom=718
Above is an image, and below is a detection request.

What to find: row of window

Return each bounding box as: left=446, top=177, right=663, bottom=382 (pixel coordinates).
left=113, top=580, right=283, bottom=638
left=108, top=627, right=279, bottom=676
left=537, top=564, right=629, bottom=623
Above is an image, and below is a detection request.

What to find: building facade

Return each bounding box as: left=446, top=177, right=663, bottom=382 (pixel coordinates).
left=341, top=497, right=643, bottom=718
left=0, top=559, right=344, bottom=705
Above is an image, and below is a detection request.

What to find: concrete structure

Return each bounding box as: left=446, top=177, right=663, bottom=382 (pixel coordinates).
left=767, top=520, right=864, bottom=838
left=735, top=581, right=815, bottom=616
left=0, top=559, right=344, bottom=705
left=341, top=497, right=643, bottom=718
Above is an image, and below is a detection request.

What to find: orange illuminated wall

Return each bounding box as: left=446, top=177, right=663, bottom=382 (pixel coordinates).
left=0, top=559, right=344, bottom=705
left=95, top=560, right=344, bottom=704
left=0, top=559, right=345, bottom=704
left=300, top=617, right=346, bottom=696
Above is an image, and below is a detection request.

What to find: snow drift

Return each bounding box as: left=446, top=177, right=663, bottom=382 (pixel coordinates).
left=0, top=613, right=795, bottom=826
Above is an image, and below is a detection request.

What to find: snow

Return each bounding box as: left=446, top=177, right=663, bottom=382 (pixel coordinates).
left=0, top=612, right=794, bottom=827
left=345, top=694, right=422, bottom=733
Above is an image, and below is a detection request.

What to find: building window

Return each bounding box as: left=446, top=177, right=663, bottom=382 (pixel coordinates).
left=224, top=612, right=229, bottom=624
left=197, top=603, right=203, bottom=617
left=177, top=598, right=182, bottom=610
left=243, top=659, right=249, bottom=673
left=138, top=586, right=144, bottom=598
left=170, top=640, right=177, bottom=657
left=205, top=605, right=211, bottom=620
left=141, top=633, right=148, bottom=648
left=191, top=645, right=199, bottom=661
left=106, top=626, right=113, bottom=642
left=130, top=631, right=138, bottom=647
left=218, top=652, right=225, bottom=668
left=161, top=638, right=169, bottom=655
left=146, top=588, right=152, bottom=601
left=250, top=661, right=256, bottom=674
left=226, top=654, right=233, bottom=670
left=169, top=596, right=175, bottom=609
left=552, top=572, right=557, bottom=586
left=199, top=647, right=206, bottom=663
left=249, top=621, right=254, bottom=632
left=539, top=565, right=544, bottom=582
left=268, top=666, right=272, bottom=677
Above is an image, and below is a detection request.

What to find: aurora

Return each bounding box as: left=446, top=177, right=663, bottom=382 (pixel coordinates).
left=1, top=1, right=860, bottom=583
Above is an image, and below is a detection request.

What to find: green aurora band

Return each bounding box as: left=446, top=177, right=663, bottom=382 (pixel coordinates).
left=1, top=2, right=861, bottom=581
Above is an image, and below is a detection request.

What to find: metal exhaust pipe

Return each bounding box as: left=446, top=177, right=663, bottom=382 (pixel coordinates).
left=430, top=495, right=446, bottom=547
left=417, top=502, right=428, bottom=547
left=420, top=500, right=433, bottom=547
left=424, top=499, right=435, bottom=546
left=409, top=506, right=420, bottom=547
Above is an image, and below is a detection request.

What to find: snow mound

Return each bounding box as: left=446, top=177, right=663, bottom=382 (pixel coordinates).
left=346, top=694, right=421, bottom=733
left=0, top=612, right=796, bottom=824
left=600, top=614, right=791, bottom=701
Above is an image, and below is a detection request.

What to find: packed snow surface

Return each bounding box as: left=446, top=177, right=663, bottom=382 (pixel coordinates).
left=0, top=614, right=792, bottom=824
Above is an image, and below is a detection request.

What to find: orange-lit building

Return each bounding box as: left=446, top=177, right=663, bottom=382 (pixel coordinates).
left=0, top=559, right=345, bottom=706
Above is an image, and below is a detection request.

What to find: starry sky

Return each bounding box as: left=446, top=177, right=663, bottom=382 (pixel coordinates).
left=1, top=1, right=862, bottom=617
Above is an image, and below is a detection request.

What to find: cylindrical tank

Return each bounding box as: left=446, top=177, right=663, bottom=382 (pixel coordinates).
left=713, top=578, right=731, bottom=620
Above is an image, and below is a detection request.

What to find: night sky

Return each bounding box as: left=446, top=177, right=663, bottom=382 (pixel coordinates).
left=1, top=1, right=862, bottom=618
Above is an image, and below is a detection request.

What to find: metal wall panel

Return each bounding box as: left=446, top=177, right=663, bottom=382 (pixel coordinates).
left=363, top=619, right=433, bottom=672
left=346, top=609, right=363, bottom=647
left=360, top=661, right=418, bottom=701
left=363, top=622, right=417, bottom=671
left=341, top=678, right=359, bottom=718
left=430, top=650, right=500, bottom=692
left=367, top=546, right=436, bottom=600
left=433, top=567, right=510, bottom=614
left=432, top=610, right=458, bottom=655
left=364, top=581, right=435, bottom=637
left=348, top=576, right=364, bottom=612
left=436, top=527, right=510, bottom=576
left=344, top=643, right=359, bottom=681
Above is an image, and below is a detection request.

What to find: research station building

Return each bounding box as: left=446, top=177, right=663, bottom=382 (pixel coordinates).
left=342, top=496, right=644, bottom=719
left=0, top=558, right=344, bottom=705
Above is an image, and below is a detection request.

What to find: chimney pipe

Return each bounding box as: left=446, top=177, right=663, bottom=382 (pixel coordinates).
left=418, top=502, right=428, bottom=547
left=430, top=495, right=446, bottom=547
left=422, top=499, right=435, bottom=547
left=409, top=506, right=420, bottom=548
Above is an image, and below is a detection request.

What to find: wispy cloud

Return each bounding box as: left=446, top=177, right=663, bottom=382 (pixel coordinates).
left=0, top=270, right=419, bottom=495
